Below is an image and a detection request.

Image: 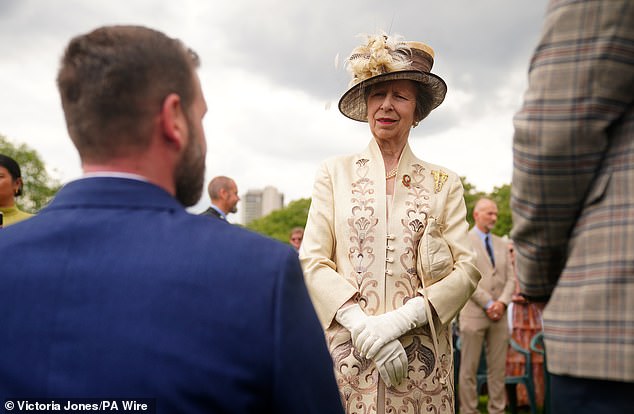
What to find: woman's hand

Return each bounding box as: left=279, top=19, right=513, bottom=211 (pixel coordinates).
left=334, top=303, right=367, bottom=345
left=355, top=297, right=428, bottom=359
left=372, top=339, right=408, bottom=388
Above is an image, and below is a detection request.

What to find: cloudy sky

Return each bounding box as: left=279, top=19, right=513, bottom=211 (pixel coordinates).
left=0, top=0, right=549, bottom=222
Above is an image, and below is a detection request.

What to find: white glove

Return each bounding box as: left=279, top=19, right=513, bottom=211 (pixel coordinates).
left=335, top=303, right=367, bottom=345
left=373, top=339, right=408, bottom=388
left=355, top=296, right=428, bottom=359
left=336, top=303, right=409, bottom=387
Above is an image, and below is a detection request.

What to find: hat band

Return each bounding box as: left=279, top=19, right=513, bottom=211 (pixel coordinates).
left=408, top=48, right=434, bottom=73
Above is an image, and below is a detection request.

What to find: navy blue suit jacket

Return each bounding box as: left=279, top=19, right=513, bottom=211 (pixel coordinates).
left=0, top=178, right=343, bottom=414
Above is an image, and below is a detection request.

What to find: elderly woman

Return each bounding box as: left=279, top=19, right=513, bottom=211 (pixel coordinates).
left=300, top=34, right=480, bottom=413
left=0, top=154, right=33, bottom=227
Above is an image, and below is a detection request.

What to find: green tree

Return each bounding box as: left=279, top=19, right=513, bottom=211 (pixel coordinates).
left=489, top=183, right=512, bottom=237
left=246, top=198, right=311, bottom=244
left=461, top=176, right=486, bottom=230
left=0, top=134, right=61, bottom=213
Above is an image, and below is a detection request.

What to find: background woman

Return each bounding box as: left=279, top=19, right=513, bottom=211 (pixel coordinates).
left=0, top=154, right=33, bottom=227
left=506, top=240, right=546, bottom=408
left=300, top=33, right=480, bottom=413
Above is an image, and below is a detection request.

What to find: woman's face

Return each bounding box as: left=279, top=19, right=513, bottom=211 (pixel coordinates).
left=0, top=166, right=19, bottom=207
left=367, top=79, right=417, bottom=144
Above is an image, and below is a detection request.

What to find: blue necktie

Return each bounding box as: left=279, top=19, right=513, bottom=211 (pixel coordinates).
left=485, top=235, right=495, bottom=267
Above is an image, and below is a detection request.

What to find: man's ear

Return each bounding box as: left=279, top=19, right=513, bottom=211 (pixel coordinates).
left=160, top=93, right=187, bottom=151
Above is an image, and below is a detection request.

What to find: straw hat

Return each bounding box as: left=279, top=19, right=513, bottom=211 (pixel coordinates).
left=338, top=33, right=447, bottom=123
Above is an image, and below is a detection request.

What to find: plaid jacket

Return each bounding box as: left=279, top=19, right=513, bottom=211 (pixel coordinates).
left=511, top=0, right=634, bottom=382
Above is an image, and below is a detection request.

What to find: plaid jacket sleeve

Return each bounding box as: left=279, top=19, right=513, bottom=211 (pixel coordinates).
left=511, top=0, right=634, bottom=298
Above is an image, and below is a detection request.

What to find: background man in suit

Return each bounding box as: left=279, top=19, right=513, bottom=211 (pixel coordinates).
left=511, top=1, right=634, bottom=412
left=459, top=198, right=515, bottom=414
left=0, top=25, right=343, bottom=414
left=201, top=175, right=239, bottom=221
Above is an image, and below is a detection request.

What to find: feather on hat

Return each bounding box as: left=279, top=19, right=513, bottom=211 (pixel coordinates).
left=338, top=32, right=447, bottom=122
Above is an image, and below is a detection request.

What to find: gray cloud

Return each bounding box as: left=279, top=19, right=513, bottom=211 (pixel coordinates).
left=210, top=1, right=547, bottom=97
left=0, top=0, right=549, bottom=217
left=201, top=0, right=547, bottom=151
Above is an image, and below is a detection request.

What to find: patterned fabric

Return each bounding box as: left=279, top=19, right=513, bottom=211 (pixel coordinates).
left=301, top=139, right=480, bottom=413
left=511, top=0, right=634, bottom=382
left=506, top=301, right=546, bottom=407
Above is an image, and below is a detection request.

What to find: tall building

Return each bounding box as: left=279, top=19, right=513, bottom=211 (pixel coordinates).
left=242, top=186, right=284, bottom=224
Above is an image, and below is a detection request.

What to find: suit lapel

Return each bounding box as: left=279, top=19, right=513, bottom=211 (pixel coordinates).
left=469, top=228, right=494, bottom=272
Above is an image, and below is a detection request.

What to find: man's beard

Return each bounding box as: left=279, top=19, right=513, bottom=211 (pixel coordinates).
left=174, top=120, right=205, bottom=207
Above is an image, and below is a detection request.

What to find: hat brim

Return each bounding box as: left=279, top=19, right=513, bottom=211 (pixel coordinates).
left=338, top=70, right=447, bottom=122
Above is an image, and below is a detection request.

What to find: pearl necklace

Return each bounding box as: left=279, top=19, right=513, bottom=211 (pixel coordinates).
left=386, top=167, right=398, bottom=180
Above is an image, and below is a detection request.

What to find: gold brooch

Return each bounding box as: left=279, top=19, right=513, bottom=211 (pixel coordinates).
left=431, top=170, right=448, bottom=193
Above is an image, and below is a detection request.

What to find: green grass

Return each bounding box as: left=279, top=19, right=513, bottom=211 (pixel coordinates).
left=476, top=395, right=544, bottom=414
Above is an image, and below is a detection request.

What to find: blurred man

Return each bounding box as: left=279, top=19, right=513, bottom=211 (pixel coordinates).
left=459, top=198, right=515, bottom=414
left=0, top=25, right=343, bottom=414
left=511, top=1, right=634, bottom=412
left=201, top=175, right=239, bottom=221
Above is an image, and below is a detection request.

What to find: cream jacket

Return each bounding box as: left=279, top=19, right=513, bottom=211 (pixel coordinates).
left=460, top=229, right=515, bottom=316
left=300, top=139, right=480, bottom=414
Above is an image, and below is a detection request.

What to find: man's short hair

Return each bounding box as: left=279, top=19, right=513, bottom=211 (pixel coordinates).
left=289, top=227, right=304, bottom=237
left=474, top=197, right=495, bottom=212
left=207, top=176, right=234, bottom=200
left=57, top=25, right=200, bottom=163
